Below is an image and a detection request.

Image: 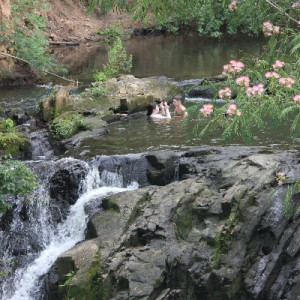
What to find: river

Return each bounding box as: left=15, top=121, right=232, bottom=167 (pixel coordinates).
left=0, top=33, right=291, bottom=299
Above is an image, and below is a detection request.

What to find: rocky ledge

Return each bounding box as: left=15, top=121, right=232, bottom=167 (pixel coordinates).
left=50, top=147, right=300, bottom=300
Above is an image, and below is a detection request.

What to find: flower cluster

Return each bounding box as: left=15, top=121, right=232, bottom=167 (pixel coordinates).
left=276, top=172, right=286, bottom=186
left=218, top=87, right=231, bottom=100
left=293, top=94, right=300, bottom=102
left=279, top=77, right=295, bottom=88
left=235, top=75, right=250, bottom=87
left=199, top=104, right=213, bottom=117
left=228, top=0, right=238, bottom=11
left=225, top=103, right=241, bottom=118
left=265, top=71, right=280, bottom=79
left=246, top=84, right=265, bottom=97
left=292, top=1, right=300, bottom=8
left=222, top=60, right=244, bottom=76
left=262, top=21, right=280, bottom=37
left=272, top=60, right=285, bottom=70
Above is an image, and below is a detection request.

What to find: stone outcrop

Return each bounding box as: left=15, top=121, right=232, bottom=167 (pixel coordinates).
left=42, top=76, right=182, bottom=149
left=51, top=147, right=300, bottom=300
left=41, top=86, right=72, bottom=122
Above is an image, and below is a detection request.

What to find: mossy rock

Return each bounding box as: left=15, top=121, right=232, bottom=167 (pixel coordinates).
left=49, top=111, right=86, bottom=140
left=0, top=131, right=30, bottom=157
left=41, top=86, right=72, bottom=122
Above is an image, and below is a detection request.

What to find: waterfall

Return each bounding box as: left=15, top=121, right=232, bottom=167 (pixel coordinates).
left=1, top=160, right=138, bottom=300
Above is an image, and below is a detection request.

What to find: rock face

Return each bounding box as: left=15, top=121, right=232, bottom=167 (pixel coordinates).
left=51, top=147, right=300, bottom=299
left=104, top=75, right=182, bottom=113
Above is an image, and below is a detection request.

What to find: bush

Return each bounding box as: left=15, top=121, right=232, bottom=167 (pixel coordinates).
left=0, top=157, right=38, bottom=212
left=49, top=113, right=86, bottom=139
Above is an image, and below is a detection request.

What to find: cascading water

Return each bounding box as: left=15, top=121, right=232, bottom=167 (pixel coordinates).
left=1, top=158, right=138, bottom=300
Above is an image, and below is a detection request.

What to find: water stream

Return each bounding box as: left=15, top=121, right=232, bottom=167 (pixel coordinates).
left=0, top=33, right=291, bottom=299
left=1, top=159, right=138, bottom=300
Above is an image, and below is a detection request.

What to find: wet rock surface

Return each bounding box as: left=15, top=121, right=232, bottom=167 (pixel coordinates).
left=52, top=146, right=300, bottom=300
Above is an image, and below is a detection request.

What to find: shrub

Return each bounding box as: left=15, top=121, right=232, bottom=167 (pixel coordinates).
left=0, top=157, right=38, bottom=212
left=49, top=113, right=86, bottom=139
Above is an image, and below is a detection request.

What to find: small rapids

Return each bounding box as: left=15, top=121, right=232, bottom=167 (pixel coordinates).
left=1, top=159, right=138, bottom=300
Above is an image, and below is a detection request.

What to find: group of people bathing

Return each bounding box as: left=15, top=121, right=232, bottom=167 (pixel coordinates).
left=146, top=95, right=187, bottom=119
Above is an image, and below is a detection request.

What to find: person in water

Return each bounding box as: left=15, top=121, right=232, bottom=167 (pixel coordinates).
left=147, top=101, right=171, bottom=119
left=173, top=95, right=188, bottom=117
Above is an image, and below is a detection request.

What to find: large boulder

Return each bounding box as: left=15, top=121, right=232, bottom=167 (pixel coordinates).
left=52, top=147, right=300, bottom=300
left=71, top=75, right=182, bottom=115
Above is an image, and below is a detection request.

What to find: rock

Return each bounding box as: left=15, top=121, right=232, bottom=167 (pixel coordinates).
left=51, top=147, right=300, bottom=299
left=49, top=159, right=89, bottom=206
left=41, top=86, right=72, bottom=122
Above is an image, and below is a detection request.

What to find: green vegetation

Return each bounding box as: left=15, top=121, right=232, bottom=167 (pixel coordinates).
left=281, top=177, right=300, bottom=218
left=88, top=0, right=300, bottom=36
left=0, top=0, right=58, bottom=73
left=0, top=117, right=29, bottom=155
left=60, top=253, right=111, bottom=300
left=98, top=22, right=124, bottom=43
left=185, top=3, right=300, bottom=143
left=93, top=24, right=132, bottom=95
left=49, top=113, right=86, bottom=139
left=0, top=156, right=38, bottom=212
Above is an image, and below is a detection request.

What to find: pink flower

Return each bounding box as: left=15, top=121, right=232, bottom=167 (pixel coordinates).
left=273, top=26, right=280, bottom=34
left=246, top=84, right=265, bottom=97
left=272, top=60, right=285, bottom=70
left=292, top=1, right=300, bottom=8
left=222, top=60, right=245, bottom=76
left=228, top=0, right=238, bottom=11
left=262, top=21, right=280, bottom=36
left=265, top=71, right=280, bottom=79
left=236, top=76, right=250, bottom=87
left=219, top=87, right=232, bottom=100
left=279, top=77, right=295, bottom=88
left=225, top=103, right=241, bottom=118
left=276, top=172, right=286, bottom=185
left=200, top=104, right=214, bottom=117
left=293, top=94, right=300, bottom=102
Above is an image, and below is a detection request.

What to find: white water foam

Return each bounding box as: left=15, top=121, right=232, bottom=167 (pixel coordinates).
left=4, top=166, right=137, bottom=300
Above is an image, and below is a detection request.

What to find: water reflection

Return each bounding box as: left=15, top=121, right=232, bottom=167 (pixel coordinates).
left=51, top=33, right=265, bottom=81
left=0, top=33, right=264, bottom=111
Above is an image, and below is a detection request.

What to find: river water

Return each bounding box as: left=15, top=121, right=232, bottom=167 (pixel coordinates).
left=0, top=33, right=293, bottom=299
left=0, top=33, right=264, bottom=111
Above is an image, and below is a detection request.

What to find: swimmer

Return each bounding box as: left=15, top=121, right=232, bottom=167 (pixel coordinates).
left=173, top=95, right=188, bottom=118
left=146, top=101, right=171, bottom=119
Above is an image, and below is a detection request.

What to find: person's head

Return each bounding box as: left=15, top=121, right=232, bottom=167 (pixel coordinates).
left=172, top=95, right=184, bottom=107
left=147, top=102, right=159, bottom=116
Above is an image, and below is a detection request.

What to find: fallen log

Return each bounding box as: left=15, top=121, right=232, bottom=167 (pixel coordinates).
left=49, top=41, right=80, bottom=46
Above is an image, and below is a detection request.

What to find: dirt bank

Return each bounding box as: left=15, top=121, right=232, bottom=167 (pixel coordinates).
left=0, top=1, right=152, bottom=86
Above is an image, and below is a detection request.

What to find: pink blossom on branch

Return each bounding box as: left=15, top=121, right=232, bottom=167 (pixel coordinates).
left=199, top=104, right=214, bottom=118
left=279, top=77, right=295, bottom=88
left=293, top=94, right=300, bottom=102
left=222, top=60, right=245, bottom=76
left=292, top=1, right=300, bottom=8
left=265, top=71, right=280, bottom=79
left=236, top=76, right=250, bottom=87
left=262, top=21, right=280, bottom=36
left=228, top=0, right=238, bottom=11
left=272, top=60, right=285, bottom=70
left=276, top=172, right=286, bottom=186
left=225, top=103, right=242, bottom=118
left=218, top=87, right=232, bottom=100
left=246, top=84, right=265, bottom=97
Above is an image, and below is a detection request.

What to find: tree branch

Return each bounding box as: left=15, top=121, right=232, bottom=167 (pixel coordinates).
left=0, top=51, right=81, bottom=85
left=265, top=0, right=299, bottom=24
